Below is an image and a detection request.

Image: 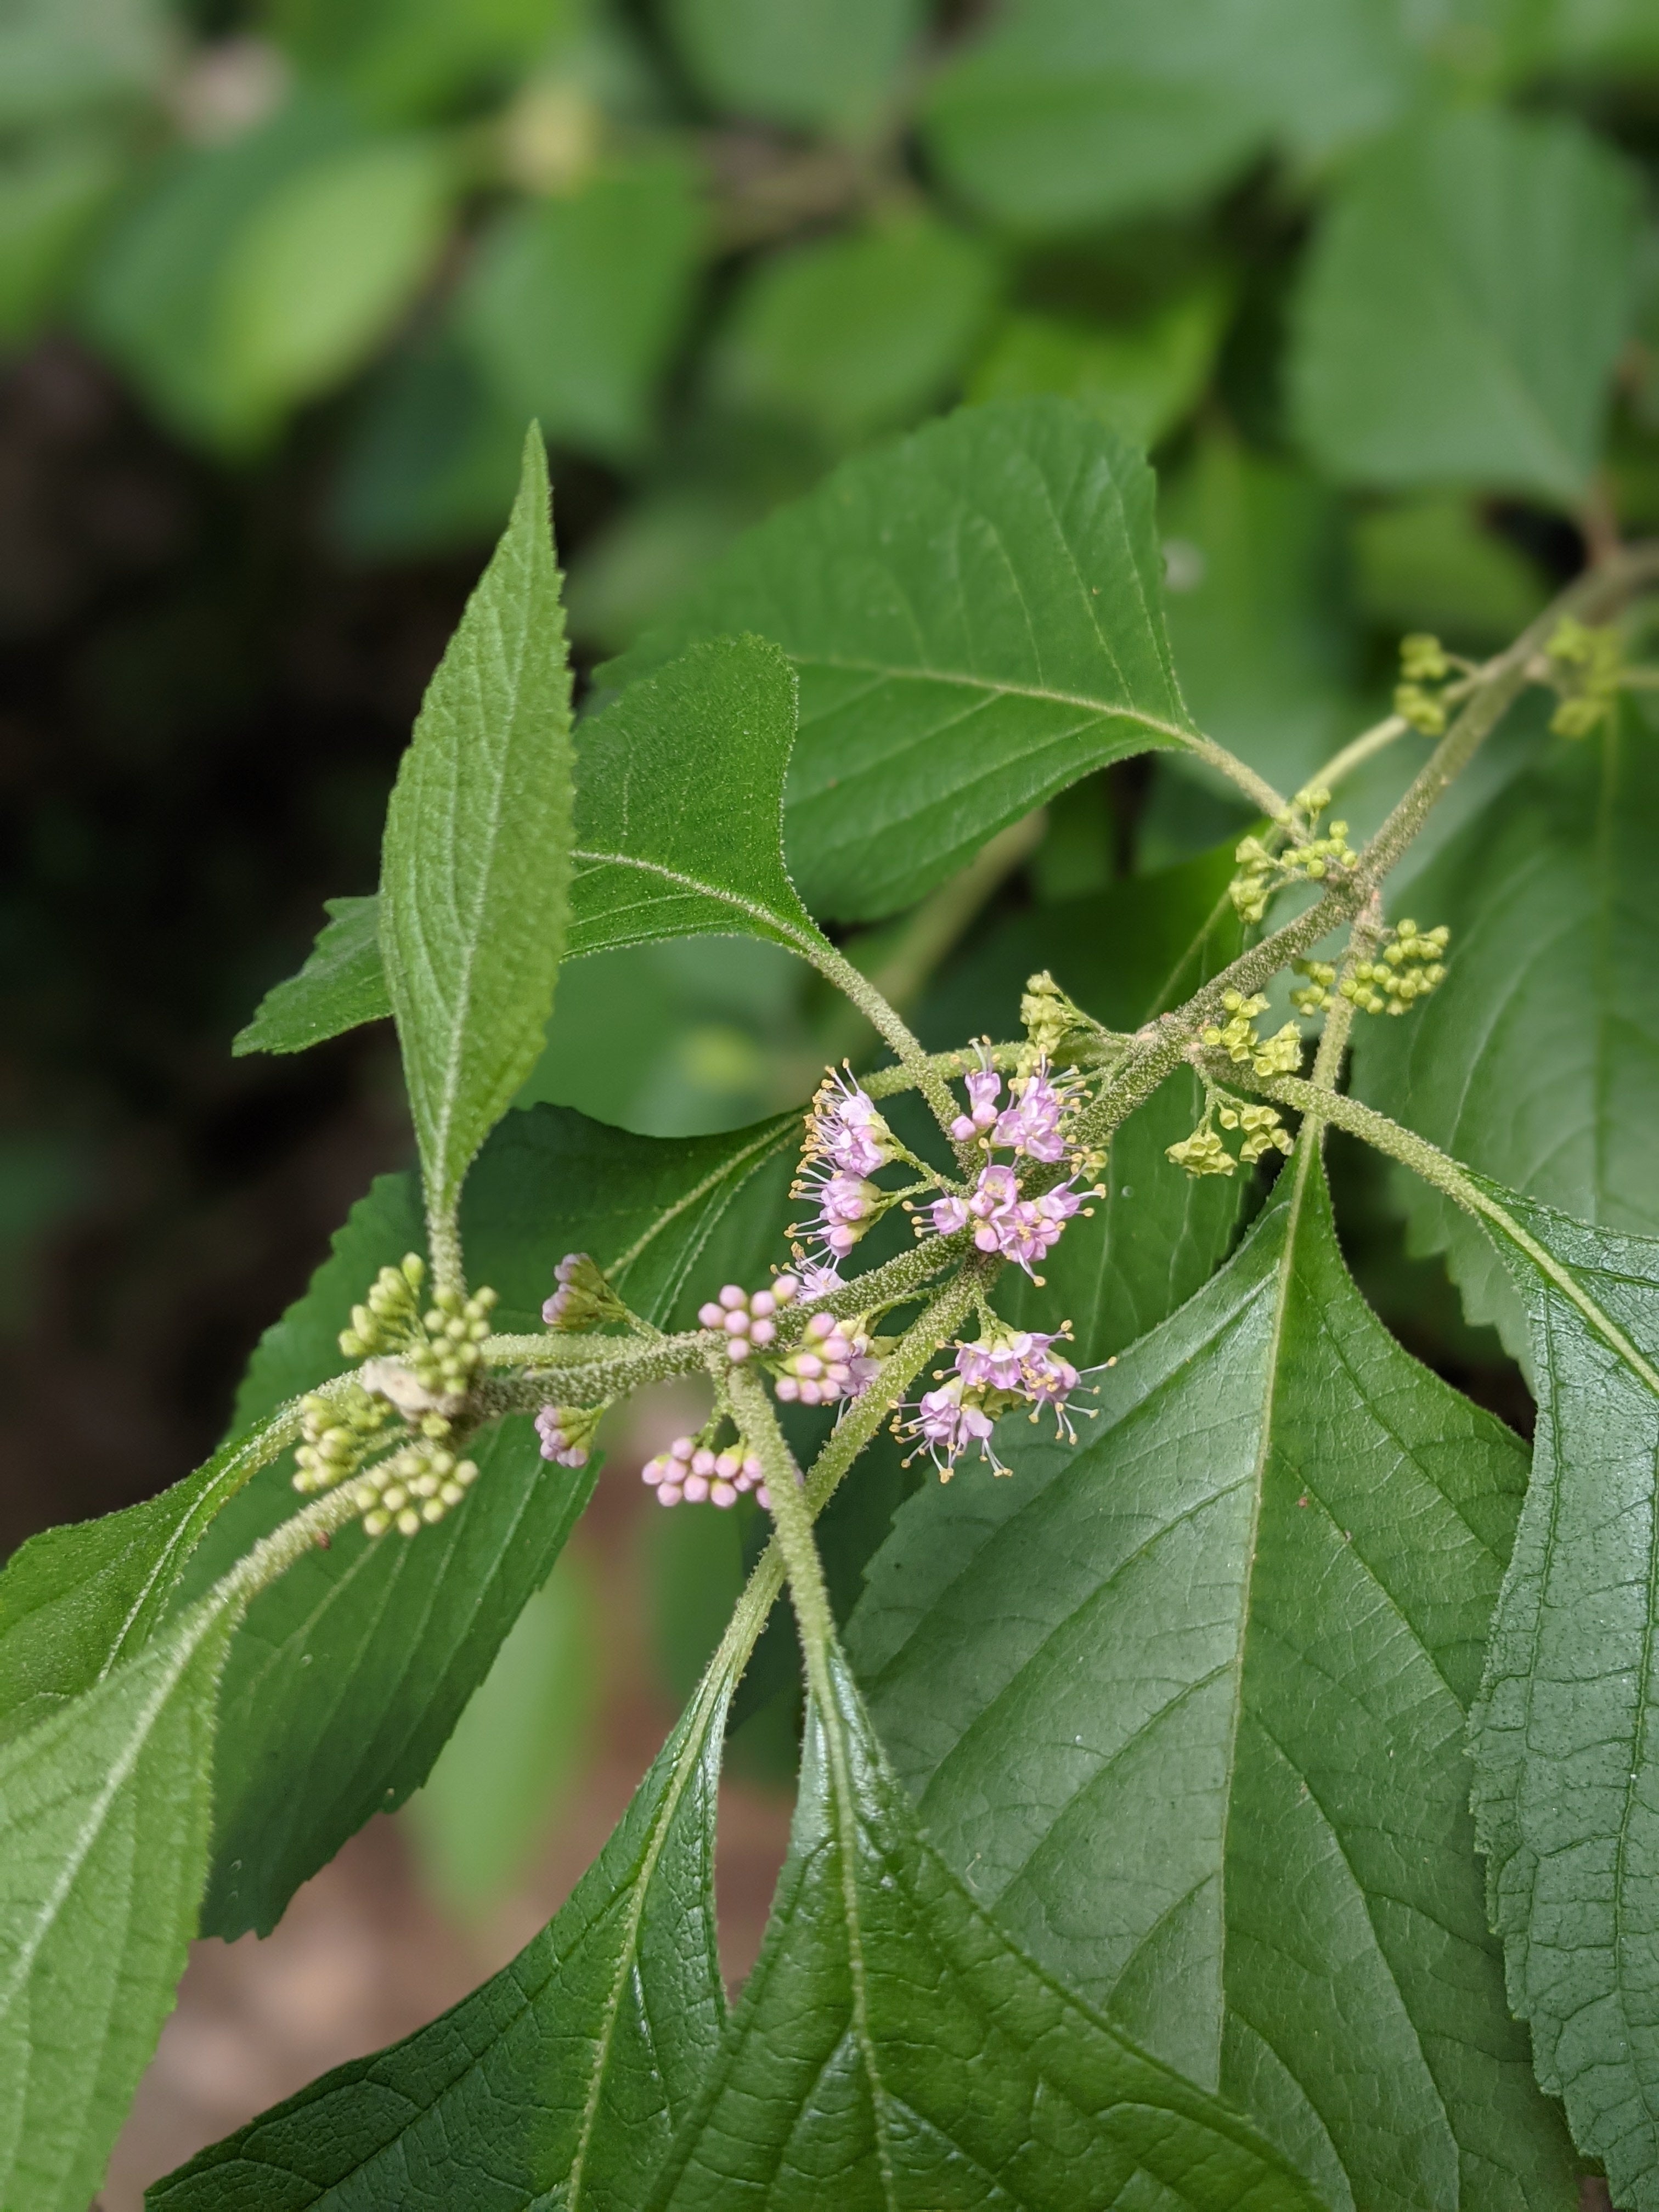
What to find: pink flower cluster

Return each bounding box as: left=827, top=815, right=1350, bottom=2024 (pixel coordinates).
left=643, top=1436, right=769, bottom=1510
left=928, top=1166, right=1083, bottom=1276
left=534, top=1406, right=592, bottom=1469
left=899, top=1327, right=1089, bottom=1478
left=791, top=1069, right=901, bottom=1268
left=773, top=1310, right=877, bottom=1406
left=698, top=1276, right=799, bottom=1362
left=949, top=1059, right=1080, bottom=1164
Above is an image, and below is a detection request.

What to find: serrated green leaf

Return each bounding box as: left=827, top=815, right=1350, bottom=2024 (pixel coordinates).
left=709, top=218, right=998, bottom=447
left=233, top=895, right=391, bottom=1056
left=380, top=429, right=574, bottom=1230
left=665, top=0, right=921, bottom=135
left=1355, top=702, right=1659, bottom=1361
left=569, top=634, right=833, bottom=964
left=0, top=1598, right=234, bottom=2212
left=651, top=1639, right=1325, bottom=2211
left=921, top=0, right=1409, bottom=234
left=849, top=1147, right=1575, bottom=2211
left=605, top=397, right=1197, bottom=922
left=153, top=1667, right=732, bottom=2212
left=193, top=1101, right=793, bottom=1936
left=458, top=160, right=702, bottom=465
left=0, top=1427, right=280, bottom=1743
left=1466, top=1184, right=1659, bottom=2211
left=917, top=840, right=1250, bottom=1363
left=1290, top=108, right=1638, bottom=506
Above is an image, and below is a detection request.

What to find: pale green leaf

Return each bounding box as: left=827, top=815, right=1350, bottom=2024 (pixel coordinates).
left=458, top=160, right=702, bottom=464
left=1355, top=701, right=1659, bottom=1360
left=665, top=0, right=921, bottom=134
left=921, top=0, right=1410, bottom=233
left=709, top=218, right=998, bottom=447
left=0, top=131, right=122, bottom=344
left=652, top=1640, right=1325, bottom=2210
left=0, top=1599, right=233, bottom=2212
left=1350, top=495, right=1548, bottom=649
left=212, top=133, right=453, bottom=430
left=850, top=1148, right=1575, bottom=2211
left=233, top=895, right=391, bottom=1056
left=0, top=0, right=172, bottom=129
left=1290, top=108, right=1638, bottom=505
left=967, top=284, right=1228, bottom=451
left=380, top=428, right=574, bottom=1227
left=152, top=1670, right=731, bottom=2212
left=605, top=397, right=1196, bottom=922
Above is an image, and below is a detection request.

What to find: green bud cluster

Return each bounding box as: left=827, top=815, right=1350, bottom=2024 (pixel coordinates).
left=406, top=1285, right=498, bottom=1396
left=1167, top=1094, right=1293, bottom=1178
left=292, top=1383, right=391, bottom=1494
left=1290, top=959, right=1338, bottom=1014
left=1165, top=1127, right=1234, bottom=1176
left=1394, top=632, right=1463, bottom=734
left=349, top=1437, right=481, bottom=1538
left=1200, top=992, right=1304, bottom=1079
left=1340, top=918, right=1449, bottom=1015
left=1019, top=969, right=1100, bottom=1063
left=337, top=1253, right=426, bottom=1359
left=1218, top=1102, right=1294, bottom=1164
left=1544, top=616, right=1621, bottom=738
left=334, top=1253, right=498, bottom=1420
left=1231, top=787, right=1356, bottom=924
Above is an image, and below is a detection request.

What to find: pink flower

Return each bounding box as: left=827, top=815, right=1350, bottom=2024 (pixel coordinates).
left=792, top=1165, right=880, bottom=1260
left=805, top=1068, right=894, bottom=1180
left=993, top=1059, right=1080, bottom=1164
left=950, top=1066, right=1003, bottom=1142
left=897, top=1378, right=1003, bottom=1479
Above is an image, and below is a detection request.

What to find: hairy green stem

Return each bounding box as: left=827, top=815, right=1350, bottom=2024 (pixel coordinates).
left=809, top=940, right=959, bottom=1132
left=727, top=1364, right=837, bottom=1685
left=1175, top=731, right=1290, bottom=820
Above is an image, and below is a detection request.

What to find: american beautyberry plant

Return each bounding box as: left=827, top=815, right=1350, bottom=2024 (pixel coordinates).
left=9, top=395, right=1659, bottom=2212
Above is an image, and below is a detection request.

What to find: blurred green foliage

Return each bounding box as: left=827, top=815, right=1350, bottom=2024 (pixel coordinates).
left=5, top=0, right=1657, bottom=1879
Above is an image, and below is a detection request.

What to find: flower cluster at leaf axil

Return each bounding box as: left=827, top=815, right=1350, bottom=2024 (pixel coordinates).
left=293, top=1381, right=481, bottom=1537
left=1167, top=1100, right=1293, bottom=1178
left=643, top=1435, right=770, bottom=1510
left=1199, top=994, right=1304, bottom=1079
left=922, top=1059, right=1101, bottom=1280
left=338, top=1252, right=498, bottom=1406
left=1231, top=788, right=1357, bottom=924
left=1291, top=919, right=1450, bottom=1017
left=896, top=1326, right=1092, bottom=1480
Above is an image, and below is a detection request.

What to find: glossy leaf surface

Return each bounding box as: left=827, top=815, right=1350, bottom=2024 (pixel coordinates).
left=1469, top=1186, right=1659, bottom=2210
left=0, top=1599, right=233, bottom=2212
left=605, top=397, right=1195, bottom=921
left=191, top=1102, right=792, bottom=1936
left=380, top=430, right=574, bottom=1226
left=652, top=1640, right=1324, bottom=2211
left=1291, top=109, right=1637, bottom=505
left=1356, top=704, right=1659, bottom=1358
left=154, top=1672, right=732, bottom=2212
left=234, top=894, right=390, bottom=1056
left=850, top=1149, right=1574, bottom=2211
